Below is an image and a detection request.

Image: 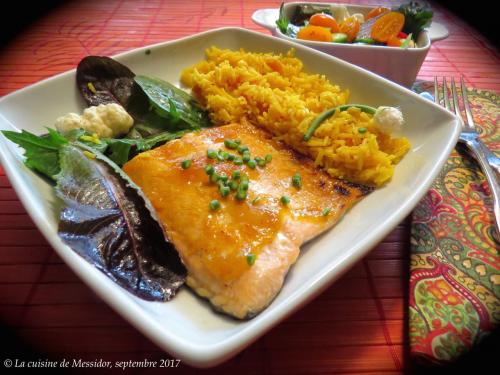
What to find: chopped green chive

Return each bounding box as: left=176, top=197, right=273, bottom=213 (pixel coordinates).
left=247, top=159, right=257, bottom=169
left=255, top=157, right=266, bottom=167
left=233, top=157, right=243, bottom=165
left=207, top=149, right=217, bottom=159
left=219, top=185, right=230, bottom=197
left=242, top=152, right=251, bottom=163
left=232, top=170, right=241, bottom=179
left=237, top=145, right=249, bottom=154
left=209, top=200, right=221, bottom=210
left=229, top=180, right=239, bottom=191
left=358, top=127, right=367, bottom=134
left=224, top=139, right=238, bottom=149
left=246, top=253, right=256, bottom=266
left=204, top=164, right=215, bottom=176
left=322, top=207, right=332, bottom=216
left=181, top=159, right=192, bottom=169
left=227, top=153, right=236, bottom=161
left=292, top=173, right=302, bottom=189
left=280, top=195, right=290, bottom=205
left=236, top=190, right=248, bottom=201
left=265, top=154, right=273, bottom=163
left=239, top=180, right=249, bottom=191
left=219, top=174, right=228, bottom=183
left=216, top=150, right=227, bottom=161
left=210, top=173, right=219, bottom=183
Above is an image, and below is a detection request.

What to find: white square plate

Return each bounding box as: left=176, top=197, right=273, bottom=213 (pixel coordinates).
left=0, top=27, right=460, bottom=367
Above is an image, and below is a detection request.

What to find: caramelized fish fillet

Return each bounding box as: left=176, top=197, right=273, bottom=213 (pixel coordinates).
left=123, top=124, right=371, bottom=319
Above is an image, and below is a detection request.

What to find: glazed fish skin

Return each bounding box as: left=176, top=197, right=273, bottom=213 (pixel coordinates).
left=123, top=123, right=370, bottom=319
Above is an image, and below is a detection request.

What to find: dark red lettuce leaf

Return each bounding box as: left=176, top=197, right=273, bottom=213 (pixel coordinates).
left=56, top=144, right=186, bottom=301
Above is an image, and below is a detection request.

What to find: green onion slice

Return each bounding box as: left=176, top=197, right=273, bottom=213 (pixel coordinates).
left=246, top=253, right=256, bottom=266
left=209, top=200, right=221, bottom=210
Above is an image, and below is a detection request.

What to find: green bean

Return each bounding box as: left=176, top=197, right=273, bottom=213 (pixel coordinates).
left=303, top=104, right=377, bottom=141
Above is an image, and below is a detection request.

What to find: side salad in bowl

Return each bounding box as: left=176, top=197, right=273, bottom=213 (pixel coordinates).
left=278, top=1, right=434, bottom=47
left=252, top=1, right=449, bottom=87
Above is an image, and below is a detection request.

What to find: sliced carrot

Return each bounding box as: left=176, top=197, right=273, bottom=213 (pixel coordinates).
left=370, top=12, right=405, bottom=43
left=366, top=7, right=389, bottom=20
left=309, top=13, right=340, bottom=33
left=387, top=35, right=403, bottom=47
left=339, top=16, right=360, bottom=42
left=297, top=25, right=332, bottom=42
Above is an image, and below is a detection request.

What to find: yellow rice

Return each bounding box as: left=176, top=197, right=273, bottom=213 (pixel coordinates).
left=181, top=47, right=410, bottom=186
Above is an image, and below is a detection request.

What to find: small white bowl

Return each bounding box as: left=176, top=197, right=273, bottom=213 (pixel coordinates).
left=252, top=2, right=449, bottom=87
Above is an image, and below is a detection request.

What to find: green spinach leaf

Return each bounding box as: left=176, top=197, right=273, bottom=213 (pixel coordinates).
left=102, top=129, right=189, bottom=166
left=134, top=75, right=211, bottom=130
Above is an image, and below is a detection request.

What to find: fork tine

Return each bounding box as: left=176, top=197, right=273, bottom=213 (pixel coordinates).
left=434, top=76, right=439, bottom=104
left=442, top=77, right=451, bottom=111
left=450, top=77, right=462, bottom=119
left=461, top=77, right=475, bottom=128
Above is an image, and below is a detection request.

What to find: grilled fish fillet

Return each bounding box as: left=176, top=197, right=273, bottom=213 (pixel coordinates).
left=123, top=123, right=370, bottom=319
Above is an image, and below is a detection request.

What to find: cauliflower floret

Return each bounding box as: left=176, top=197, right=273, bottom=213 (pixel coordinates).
left=54, top=113, right=87, bottom=134
left=55, top=103, right=133, bottom=138
left=373, top=106, right=404, bottom=134
left=83, top=104, right=133, bottom=137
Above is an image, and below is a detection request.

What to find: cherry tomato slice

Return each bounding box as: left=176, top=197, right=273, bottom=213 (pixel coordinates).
left=339, top=16, right=360, bottom=42
left=366, top=7, right=390, bottom=20
left=309, top=13, right=340, bottom=33
left=370, top=12, right=405, bottom=43
left=297, top=25, right=332, bottom=42
left=387, top=35, right=403, bottom=47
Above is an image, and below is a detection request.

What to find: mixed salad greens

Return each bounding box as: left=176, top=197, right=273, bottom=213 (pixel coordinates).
left=4, top=56, right=211, bottom=175
left=277, top=1, right=433, bottom=47
left=1, top=56, right=213, bottom=301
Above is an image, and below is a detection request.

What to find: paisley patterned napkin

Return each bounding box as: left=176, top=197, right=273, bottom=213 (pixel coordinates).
left=409, top=82, right=499, bottom=363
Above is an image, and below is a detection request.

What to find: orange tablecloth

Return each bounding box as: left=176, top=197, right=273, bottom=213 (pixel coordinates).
left=0, top=1, right=498, bottom=373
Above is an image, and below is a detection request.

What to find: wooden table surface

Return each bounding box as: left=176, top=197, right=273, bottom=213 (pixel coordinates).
left=0, top=1, right=498, bottom=374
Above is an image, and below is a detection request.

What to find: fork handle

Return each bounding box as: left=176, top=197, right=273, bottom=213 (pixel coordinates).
left=459, top=138, right=500, bottom=174
left=478, top=141, right=500, bottom=175
left=463, top=138, right=500, bottom=234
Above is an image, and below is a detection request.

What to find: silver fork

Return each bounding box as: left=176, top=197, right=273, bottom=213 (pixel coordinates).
left=435, top=76, right=500, bottom=234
